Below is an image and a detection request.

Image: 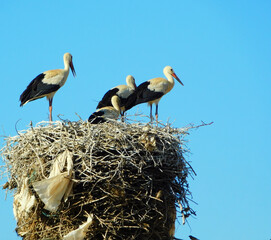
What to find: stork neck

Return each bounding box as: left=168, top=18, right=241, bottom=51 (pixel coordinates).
left=63, top=59, right=70, bottom=73
left=126, top=78, right=136, bottom=89
left=111, top=96, right=121, bottom=113
left=164, top=72, right=175, bottom=85
left=127, top=81, right=136, bottom=90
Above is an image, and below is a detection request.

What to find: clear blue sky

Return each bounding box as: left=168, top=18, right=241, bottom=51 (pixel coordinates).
left=1, top=1, right=271, bottom=239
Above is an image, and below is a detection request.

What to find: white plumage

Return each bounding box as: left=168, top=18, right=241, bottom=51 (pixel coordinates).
left=124, top=66, right=183, bottom=121
left=89, top=95, right=121, bottom=124
left=20, top=53, right=76, bottom=121
left=97, top=75, right=136, bottom=116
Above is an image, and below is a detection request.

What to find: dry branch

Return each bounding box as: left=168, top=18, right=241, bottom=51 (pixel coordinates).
left=1, top=119, right=197, bottom=240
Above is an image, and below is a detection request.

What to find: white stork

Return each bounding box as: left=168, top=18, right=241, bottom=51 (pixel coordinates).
left=124, top=66, right=183, bottom=121
left=96, top=75, right=136, bottom=116
left=19, top=53, right=76, bottom=121
left=88, top=95, right=121, bottom=124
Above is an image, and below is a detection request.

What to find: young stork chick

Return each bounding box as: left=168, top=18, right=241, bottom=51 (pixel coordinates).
left=19, top=53, right=76, bottom=121
left=96, top=75, right=136, bottom=116
left=89, top=95, right=121, bottom=124
left=125, top=66, right=183, bottom=121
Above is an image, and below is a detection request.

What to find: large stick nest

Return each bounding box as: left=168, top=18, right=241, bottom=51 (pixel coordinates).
left=1, top=119, right=196, bottom=240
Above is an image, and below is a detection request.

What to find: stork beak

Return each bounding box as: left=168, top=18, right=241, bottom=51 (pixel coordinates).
left=70, top=61, right=76, bottom=77
left=172, top=73, right=184, bottom=86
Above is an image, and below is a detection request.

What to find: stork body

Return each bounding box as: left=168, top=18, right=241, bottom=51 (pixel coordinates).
left=89, top=95, right=121, bottom=124
left=96, top=75, right=136, bottom=116
left=19, top=53, right=76, bottom=121
left=125, top=66, right=183, bottom=121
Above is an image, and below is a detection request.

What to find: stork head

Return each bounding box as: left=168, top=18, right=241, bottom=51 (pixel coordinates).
left=126, top=75, right=137, bottom=89
left=64, top=53, right=76, bottom=77
left=164, top=66, right=183, bottom=86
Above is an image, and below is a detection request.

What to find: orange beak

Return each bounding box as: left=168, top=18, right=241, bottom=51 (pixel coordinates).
left=172, top=73, right=184, bottom=86
left=70, top=61, right=76, bottom=77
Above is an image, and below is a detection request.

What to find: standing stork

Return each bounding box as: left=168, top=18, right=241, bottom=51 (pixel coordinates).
left=19, top=53, right=76, bottom=121
left=88, top=95, right=121, bottom=124
left=96, top=75, right=136, bottom=116
left=124, top=66, right=183, bottom=121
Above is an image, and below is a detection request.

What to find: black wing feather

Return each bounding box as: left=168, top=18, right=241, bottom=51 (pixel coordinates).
left=96, top=88, right=119, bottom=109
left=124, top=82, right=164, bottom=111
left=88, top=111, right=106, bottom=124
left=20, top=73, right=60, bottom=106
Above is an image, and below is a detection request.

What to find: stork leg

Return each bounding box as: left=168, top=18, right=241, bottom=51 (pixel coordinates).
left=155, top=104, right=159, bottom=122
left=150, top=104, right=153, bottom=122
left=120, top=111, right=124, bottom=122
left=49, top=98, right=53, bottom=122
